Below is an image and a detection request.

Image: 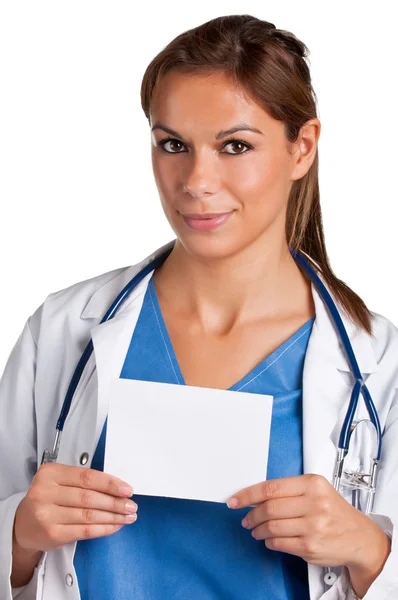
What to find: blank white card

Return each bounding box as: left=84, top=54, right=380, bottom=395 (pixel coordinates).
left=104, top=378, right=273, bottom=503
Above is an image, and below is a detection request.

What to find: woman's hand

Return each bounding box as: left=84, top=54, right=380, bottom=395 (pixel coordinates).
left=226, top=474, right=391, bottom=594
left=13, top=462, right=138, bottom=553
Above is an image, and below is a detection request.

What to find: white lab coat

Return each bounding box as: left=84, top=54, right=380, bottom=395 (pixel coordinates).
left=1, top=238, right=398, bottom=600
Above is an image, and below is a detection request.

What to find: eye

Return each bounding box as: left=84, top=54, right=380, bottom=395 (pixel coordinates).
left=158, top=137, right=186, bottom=153
left=157, top=136, right=253, bottom=155
left=222, top=138, right=253, bottom=155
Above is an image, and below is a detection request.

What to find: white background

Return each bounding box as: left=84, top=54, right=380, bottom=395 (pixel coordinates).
left=0, top=1, right=397, bottom=372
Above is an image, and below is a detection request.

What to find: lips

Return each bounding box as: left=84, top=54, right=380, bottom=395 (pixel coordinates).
left=181, top=212, right=232, bottom=219
left=181, top=211, right=233, bottom=231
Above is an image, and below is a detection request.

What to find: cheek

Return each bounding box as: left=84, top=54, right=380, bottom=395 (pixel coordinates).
left=151, top=154, right=180, bottom=208
left=227, top=152, right=290, bottom=215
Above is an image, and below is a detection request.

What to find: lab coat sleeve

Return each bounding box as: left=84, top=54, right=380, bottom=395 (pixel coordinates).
left=0, top=313, right=46, bottom=600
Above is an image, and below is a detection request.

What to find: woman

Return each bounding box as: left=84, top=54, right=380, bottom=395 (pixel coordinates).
left=1, top=13, right=397, bottom=600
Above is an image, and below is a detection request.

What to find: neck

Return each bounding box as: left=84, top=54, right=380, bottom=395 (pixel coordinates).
left=153, top=234, right=314, bottom=335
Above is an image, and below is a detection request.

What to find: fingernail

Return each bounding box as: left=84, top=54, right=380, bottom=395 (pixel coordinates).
left=124, top=513, right=137, bottom=523
left=119, top=485, right=133, bottom=497
left=227, top=497, right=238, bottom=508
left=125, top=502, right=137, bottom=514
left=241, top=518, right=248, bottom=528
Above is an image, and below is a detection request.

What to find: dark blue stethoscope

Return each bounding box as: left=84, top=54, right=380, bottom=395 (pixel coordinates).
left=41, top=242, right=382, bottom=587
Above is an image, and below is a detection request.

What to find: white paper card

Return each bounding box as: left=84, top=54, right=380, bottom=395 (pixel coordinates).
left=104, top=378, right=273, bottom=503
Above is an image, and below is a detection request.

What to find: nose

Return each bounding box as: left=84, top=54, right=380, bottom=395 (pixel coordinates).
left=182, top=150, right=221, bottom=197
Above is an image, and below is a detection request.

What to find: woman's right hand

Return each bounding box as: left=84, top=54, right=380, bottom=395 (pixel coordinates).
left=13, top=462, right=138, bottom=552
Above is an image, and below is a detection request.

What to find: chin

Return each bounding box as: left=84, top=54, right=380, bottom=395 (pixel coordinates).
left=172, top=228, right=246, bottom=261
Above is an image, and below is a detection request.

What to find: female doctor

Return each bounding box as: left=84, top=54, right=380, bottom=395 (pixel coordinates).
left=1, top=13, right=398, bottom=600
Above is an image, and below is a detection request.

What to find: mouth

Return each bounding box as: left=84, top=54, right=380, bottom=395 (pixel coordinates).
left=179, top=210, right=234, bottom=231
left=181, top=212, right=233, bottom=219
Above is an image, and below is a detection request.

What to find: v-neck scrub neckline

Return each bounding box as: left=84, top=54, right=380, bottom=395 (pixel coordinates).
left=147, top=272, right=316, bottom=392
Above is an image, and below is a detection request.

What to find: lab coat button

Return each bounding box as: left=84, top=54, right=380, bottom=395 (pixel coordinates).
left=324, top=571, right=337, bottom=585
left=79, top=452, right=89, bottom=465
left=65, top=573, right=74, bottom=587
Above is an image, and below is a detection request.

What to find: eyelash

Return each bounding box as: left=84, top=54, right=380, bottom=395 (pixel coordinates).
left=157, top=136, right=254, bottom=156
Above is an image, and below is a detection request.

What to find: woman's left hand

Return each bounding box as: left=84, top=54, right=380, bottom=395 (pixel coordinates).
left=226, top=474, right=390, bottom=576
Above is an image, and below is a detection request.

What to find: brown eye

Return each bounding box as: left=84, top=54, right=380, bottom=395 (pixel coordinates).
left=159, top=138, right=186, bottom=153
left=222, top=140, right=252, bottom=155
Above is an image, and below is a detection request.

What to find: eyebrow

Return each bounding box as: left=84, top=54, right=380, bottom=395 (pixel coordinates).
left=151, top=121, right=263, bottom=140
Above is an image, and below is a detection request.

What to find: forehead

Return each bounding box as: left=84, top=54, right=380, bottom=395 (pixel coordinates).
left=149, top=70, right=277, bottom=134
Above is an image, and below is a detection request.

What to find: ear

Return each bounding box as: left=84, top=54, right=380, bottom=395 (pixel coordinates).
left=290, top=118, right=321, bottom=181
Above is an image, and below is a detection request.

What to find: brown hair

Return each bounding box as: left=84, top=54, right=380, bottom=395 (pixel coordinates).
left=140, top=14, right=373, bottom=335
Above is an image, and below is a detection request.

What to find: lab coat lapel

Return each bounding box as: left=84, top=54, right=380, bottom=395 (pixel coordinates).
left=89, top=271, right=154, bottom=448
left=302, top=316, right=350, bottom=479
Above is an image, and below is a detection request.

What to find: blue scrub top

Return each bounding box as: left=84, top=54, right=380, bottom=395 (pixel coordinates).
left=74, top=273, right=315, bottom=599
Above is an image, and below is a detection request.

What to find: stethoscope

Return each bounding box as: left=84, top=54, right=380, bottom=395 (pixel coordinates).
left=41, top=242, right=382, bottom=587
